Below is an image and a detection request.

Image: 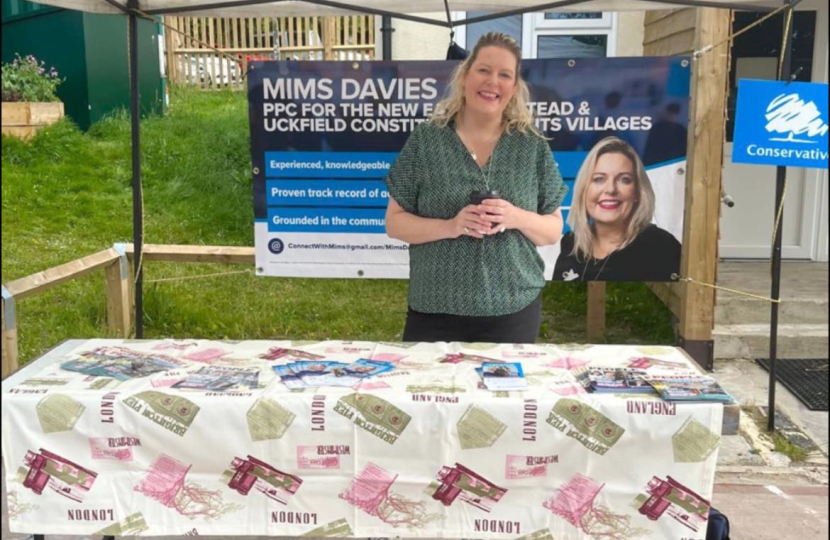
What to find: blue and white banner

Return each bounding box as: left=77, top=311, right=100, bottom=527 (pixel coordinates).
left=733, top=79, right=829, bottom=169
left=248, top=58, right=690, bottom=279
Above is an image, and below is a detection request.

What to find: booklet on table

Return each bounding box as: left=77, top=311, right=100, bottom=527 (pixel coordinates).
left=645, top=375, right=735, bottom=403
left=273, top=359, right=394, bottom=388
left=585, top=367, right=657, bottom=394
left=476, top=362, right=528, bottom=391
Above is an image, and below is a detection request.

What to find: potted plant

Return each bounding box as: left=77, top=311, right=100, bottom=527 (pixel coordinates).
left=2, top=54, right=64, bottom=139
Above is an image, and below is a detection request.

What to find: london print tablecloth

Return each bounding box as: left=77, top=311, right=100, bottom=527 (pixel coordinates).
left=2, top=339, right=723, bottom=539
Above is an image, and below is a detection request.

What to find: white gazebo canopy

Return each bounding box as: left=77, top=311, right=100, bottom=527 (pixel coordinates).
left=14, top=0, right=797, bottom=422
left=28, top=0, right=786, bottom=19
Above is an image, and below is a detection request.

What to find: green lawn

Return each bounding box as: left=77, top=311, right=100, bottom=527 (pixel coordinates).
left=1, top=87, right=675, bottom=365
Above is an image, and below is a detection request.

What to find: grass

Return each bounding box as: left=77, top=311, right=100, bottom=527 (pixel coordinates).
left=742, top=405, right=811, bottom=463
left=2, top=86, right=675, bottom=365
left=772, top=432, right=810, bottom=463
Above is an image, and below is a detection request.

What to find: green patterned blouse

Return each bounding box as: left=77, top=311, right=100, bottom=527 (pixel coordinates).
left=386, top=121, right=568, bottom=317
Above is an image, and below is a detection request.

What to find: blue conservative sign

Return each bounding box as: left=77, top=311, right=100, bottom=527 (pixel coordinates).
left=733, top=79, right=829, bottom=169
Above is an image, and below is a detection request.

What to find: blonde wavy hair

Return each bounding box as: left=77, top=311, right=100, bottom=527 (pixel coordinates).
left=568, top=137, right=656, bottom=261
left=431, top=32, right=538, bottom=135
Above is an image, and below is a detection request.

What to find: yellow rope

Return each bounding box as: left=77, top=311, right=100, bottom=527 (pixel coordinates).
left=770, top=177, right=789, bottom=262
left=125, top=11, right=249, bottom=288
left=693, top=4, right=790, bottom=59
left=135, top=176, right=146, bottom=285
left=777, top=8, right=793, bottom=80
left=678, top=155, right=788, bottom=302
left=675, top=277, right=782, bottom=304
left=761, top=8, right=794, bottom=294
left=685, top=6, right=794, bottom=307
left=145, top=269, right=254, bottom=284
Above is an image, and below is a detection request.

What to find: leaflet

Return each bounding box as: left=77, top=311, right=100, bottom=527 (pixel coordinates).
left=645, top=375, right=734, bottom=403
left=273, top=359, right=395, bottom=388
left=478, top=362, right=528, bottom=391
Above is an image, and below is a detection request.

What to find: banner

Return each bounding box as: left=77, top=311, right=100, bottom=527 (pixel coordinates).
left=248, top=57, right=691, bottom=281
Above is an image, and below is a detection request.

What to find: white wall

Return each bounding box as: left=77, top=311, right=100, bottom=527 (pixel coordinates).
left=617, top=11, right=645, bottom=57
left=385, top=12, right=453, bottom=61
left=382, top=11, right=645, bottom=61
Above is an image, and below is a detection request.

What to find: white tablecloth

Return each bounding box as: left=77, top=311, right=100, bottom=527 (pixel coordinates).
left=2, top=339, right=722, bottom=539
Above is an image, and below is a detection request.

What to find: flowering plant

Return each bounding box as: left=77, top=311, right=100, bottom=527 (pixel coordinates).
left=2, top=54, right=63, bottom=102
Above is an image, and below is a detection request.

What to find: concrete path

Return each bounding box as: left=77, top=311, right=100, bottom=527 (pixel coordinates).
left=713, top=483, right=828, bottom=540
left=715, top=358, right=828, bottom=459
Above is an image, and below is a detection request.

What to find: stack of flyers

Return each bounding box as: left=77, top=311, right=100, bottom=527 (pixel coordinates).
left=585, top=367, right=655, bottom=394
left=273, top=359, right=395, bottom=388
left=170, top=366, right=260, bottom=392
left=572, top=367, right=592, bottom=391
left=475, top=362, right=528, bottom=391
left=60, top=347, right=185, bottom=381
left=645, top=375, right=735, bottom=403
left=295, top=361, right=351, bottom=387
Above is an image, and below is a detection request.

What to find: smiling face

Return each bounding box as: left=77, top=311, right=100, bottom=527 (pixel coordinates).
left=585, top=152, right=638, bottom=231
left=462, top=46, right=518, bottom=119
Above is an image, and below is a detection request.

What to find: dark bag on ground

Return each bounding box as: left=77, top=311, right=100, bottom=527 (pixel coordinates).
left=707, top=508, right=731, bottom=540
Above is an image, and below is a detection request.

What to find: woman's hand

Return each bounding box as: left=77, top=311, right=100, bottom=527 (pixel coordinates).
left=450, top=205, right=493, bottom=239
left=478, top=199, right=524, bottom=234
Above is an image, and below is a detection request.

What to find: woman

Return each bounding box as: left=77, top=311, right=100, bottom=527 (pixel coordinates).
left=553, top=137, right=681, bottom=282
left=384, top=32, right=568, bottom=344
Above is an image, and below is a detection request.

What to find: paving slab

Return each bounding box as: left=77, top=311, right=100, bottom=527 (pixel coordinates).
left=718, top=435, right=766, bottom=467
left=717, top=261, right=829, bottom=301
left=713, top=483, right=828, bottom=540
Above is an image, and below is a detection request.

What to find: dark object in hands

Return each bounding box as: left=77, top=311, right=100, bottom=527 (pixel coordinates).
left=469, top=190, right=502, bottom=229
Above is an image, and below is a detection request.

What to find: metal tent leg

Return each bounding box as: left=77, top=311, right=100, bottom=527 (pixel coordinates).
left=128, top=0, right=144, bottom=338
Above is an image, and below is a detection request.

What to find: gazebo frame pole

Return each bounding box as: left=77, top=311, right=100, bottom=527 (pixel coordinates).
left=129, top=0, right=144, bottom=338
left=768, top=0, right=795, bottom=432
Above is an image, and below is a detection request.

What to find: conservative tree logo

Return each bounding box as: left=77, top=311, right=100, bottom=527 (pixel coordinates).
left=765, top=93, right=829, bottom=143
left=734, top=80, right=829, bottom=168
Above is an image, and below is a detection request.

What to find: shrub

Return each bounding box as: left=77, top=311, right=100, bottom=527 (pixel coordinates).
left=2, top=54, right=63, bottom=102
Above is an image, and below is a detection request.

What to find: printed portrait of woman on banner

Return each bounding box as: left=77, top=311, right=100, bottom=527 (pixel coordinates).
left=553, top=136, right=681, bottom=282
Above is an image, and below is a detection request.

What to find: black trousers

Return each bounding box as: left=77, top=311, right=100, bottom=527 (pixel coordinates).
left=402, top=295, right=542, bottom=344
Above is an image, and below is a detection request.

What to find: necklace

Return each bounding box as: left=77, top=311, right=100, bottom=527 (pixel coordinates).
left=471, top=146, right=497, bottom=191
left=456, top=121, right=500, bottom=191
left=582, top=251, right=614, bottom=281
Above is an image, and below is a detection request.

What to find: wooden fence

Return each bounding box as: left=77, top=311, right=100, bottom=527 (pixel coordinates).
left=1, top=244, right=255, bottom=379
left=0, top=242, right=740, bottom=434
left=164, top=15, right=376, bottom=90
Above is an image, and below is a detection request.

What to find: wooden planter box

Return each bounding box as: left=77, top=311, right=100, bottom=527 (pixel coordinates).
left=2, top=102, right=65, bottom=139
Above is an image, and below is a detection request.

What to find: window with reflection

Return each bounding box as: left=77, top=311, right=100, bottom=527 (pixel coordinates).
left=538, top=35, right=608, bottom=58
